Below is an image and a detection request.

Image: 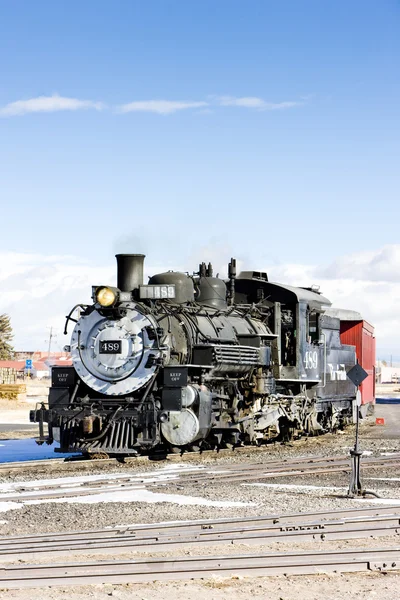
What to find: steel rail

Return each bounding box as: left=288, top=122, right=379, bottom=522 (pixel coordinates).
left=1, top=464, right=400, bottom=507
left=177, top=454, right=400, bottom=477
left=0, top=547, right=399, bottom=588
left=167, top=459, right=400, bottom=485
left=0, top=466, right=202, bottom=494
left=0, top=518, right=399, bottom=562
left=0, top=444, right=301, bottom=472
left=1, top=466, right=398, bottom=507
left=1, top=446, right=397, bottom=475
left=0, top=510, right=399, bottom=562
left=2, top=504, right=399, bottom=546
left=183, top=454, right=400, bottom=476
left=0, top=451, right=344, bottom=474
left=2, top=456, right=399, bottom=505
left=1, top=504, right=399, bottom=544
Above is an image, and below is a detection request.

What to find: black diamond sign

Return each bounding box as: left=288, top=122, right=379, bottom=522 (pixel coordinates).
left=347, top=363, right=368, bottom=387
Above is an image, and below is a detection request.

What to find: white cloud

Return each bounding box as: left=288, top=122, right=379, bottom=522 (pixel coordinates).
left=217, top=96, right=300, bottom=110
left=1, top=245, right=398, bottom=358
left=0, top=253, right=114, bottom=350
left=0, top=94, right=105, bottom=117
left=267, top=244, right=400, bottom=359
left=315, top=245, right=400, bottom=282
left=117, top=100, right=208, bottom=115
left=0, top=252, right=179, bottom=350
left=0, top=94, right=302, bottom=117
left=117, top=96, right=299, bottom=115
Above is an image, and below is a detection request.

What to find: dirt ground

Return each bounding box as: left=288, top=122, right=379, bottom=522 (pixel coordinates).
left=0, top=380, right=49, bottom=439
left=376, top=384, right=400, bottom=396
left=1, top=571, right=399, bottom=600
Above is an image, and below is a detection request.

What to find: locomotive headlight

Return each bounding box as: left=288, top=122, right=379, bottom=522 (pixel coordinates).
left=96, top=286, right=116, bottom=307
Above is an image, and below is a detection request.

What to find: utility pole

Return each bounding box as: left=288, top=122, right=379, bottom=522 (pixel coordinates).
left=47, top=326, right=55, bottom=357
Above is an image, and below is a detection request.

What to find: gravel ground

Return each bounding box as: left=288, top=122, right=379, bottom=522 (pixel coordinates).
left=0, top=417, right=399, bottom=599
left=1, top=420, right=400, bottom=537
left=2, top=467, right=399, bottom=537
left=0, top=429, right=36, bottom=440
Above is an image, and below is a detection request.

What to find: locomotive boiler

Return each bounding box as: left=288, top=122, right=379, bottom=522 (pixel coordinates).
left=31, top=253, right=373, bottom=457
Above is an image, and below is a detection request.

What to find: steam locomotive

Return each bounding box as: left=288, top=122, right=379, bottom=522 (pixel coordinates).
left=31, top=253, right=371, bottom=457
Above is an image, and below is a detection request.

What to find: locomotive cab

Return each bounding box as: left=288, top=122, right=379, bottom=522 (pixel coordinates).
left=235, top=275, right=328, bottom=385
left=234, top=274, right=358, bottom=401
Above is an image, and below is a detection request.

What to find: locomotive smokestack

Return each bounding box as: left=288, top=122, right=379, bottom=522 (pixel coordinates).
left=115, top=254, right=145, bottom=292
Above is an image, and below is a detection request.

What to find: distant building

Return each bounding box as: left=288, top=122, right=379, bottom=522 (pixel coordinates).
left=13, top=351, right=71, bottom=362
left=13, top=351, right=35, bottom=360
left=0, top=352, right=72, bottom=379
left=376, top=366, right=400, bottom=384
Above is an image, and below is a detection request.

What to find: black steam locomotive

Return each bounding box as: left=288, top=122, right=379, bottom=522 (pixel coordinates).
left=31, top=254, right=361, bottom=456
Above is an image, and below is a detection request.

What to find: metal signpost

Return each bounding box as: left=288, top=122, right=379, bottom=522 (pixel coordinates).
left=346, top=363, right=378, bottom=498
left=25, top=359, right=32, bottom=379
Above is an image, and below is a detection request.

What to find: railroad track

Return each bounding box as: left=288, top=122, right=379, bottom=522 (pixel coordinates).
left=0, top=444, right=274, bottom=474
left=0, top=446, right=400, bottom=477
left=1, top=449, right=399, bottom=477
left=2, top=503, right=397, bottom=542
left=1, top=548, right=399, bottom=588
left=1, top=454, right=400, bottom=505
left=0, top=507, right=400, bottom=588
left=167, top=454, right=400, bottom=485
left=0, top=506, right=399, bottom=563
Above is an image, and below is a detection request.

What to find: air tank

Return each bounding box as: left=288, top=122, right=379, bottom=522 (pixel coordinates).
left=196, top=277, right=227, bottom=310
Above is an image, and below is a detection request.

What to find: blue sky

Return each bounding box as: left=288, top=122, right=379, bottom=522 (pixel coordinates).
left=0, top=1, right=399, bottom=355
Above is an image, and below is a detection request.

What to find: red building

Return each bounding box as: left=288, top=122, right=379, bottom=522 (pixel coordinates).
left=339, top=319, right=376, bottom=408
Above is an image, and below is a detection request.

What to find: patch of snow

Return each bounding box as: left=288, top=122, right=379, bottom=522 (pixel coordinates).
left=0, top=463, right=250, bottom=509
left=0, top=483, right=144, bottom=500
left=203, top=469, right=232, bottom=474
left=0, top=502, right=24, bottom=513
left=353, top=498, right=400, bottom=506
left=0, top=463, right=205, bottom=494
left=24, top=488, right=254, bottom=508
left=0, top=410, right=31, bottom=425
left=111, top=518, right=201, bottom=529
left=154, top=463, right=204, bottom=472
left=342, top=448, right=381, bottom=457
left=243, top=482, right=346, bottom=492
